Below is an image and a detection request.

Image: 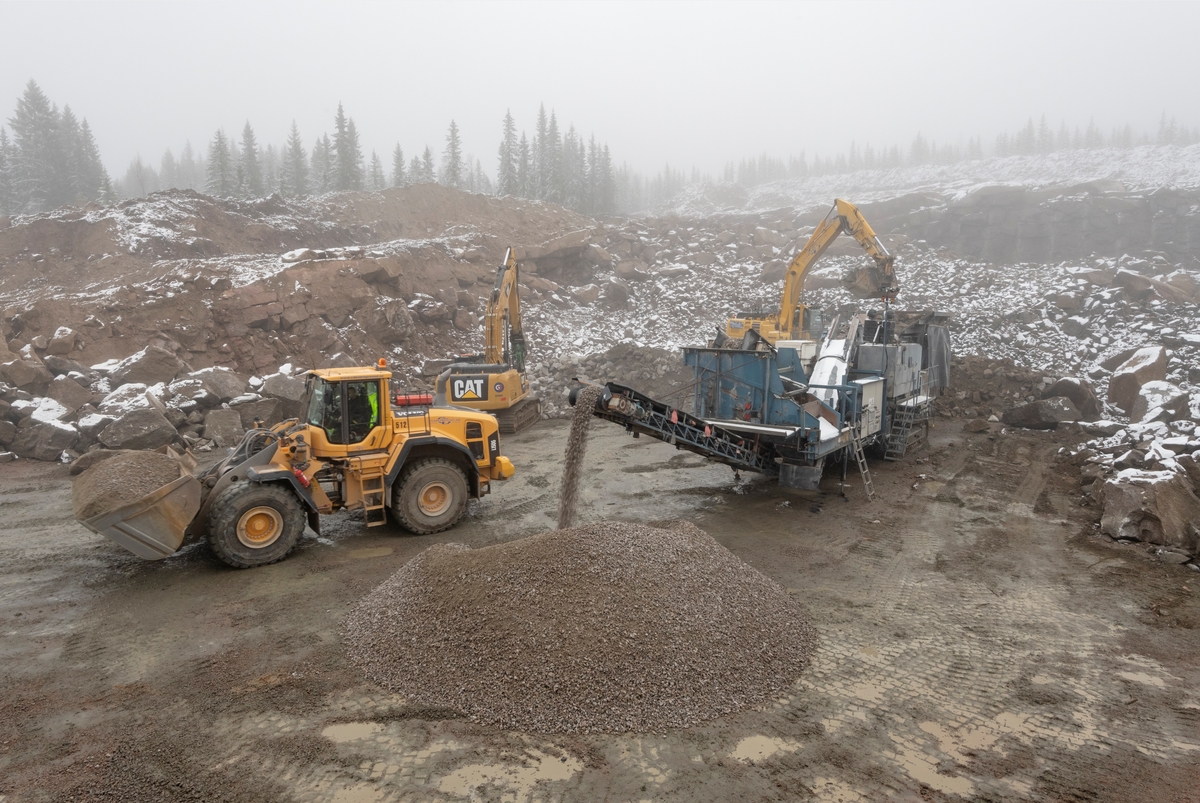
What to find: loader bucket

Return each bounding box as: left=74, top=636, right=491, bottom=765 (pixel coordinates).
left=80, top=474, right=203, bottom=560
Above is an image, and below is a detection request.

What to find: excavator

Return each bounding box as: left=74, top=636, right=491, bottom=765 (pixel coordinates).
left=726, top=199, right=898, bottom=346
left=433, top=247, right=541, bottom=433
left=74, top=361, right=515, bottom=568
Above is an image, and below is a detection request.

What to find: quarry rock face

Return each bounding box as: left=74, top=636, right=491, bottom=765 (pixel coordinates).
left=1108, top=346, right=1167, bottom=412
left=98, top=408, right=178, bottom=451
left=1001, top=396, right=1081, bottom=429
left=1101, top=471, right=1200, bottom=556
left=183, top=367, right=247, bottom=403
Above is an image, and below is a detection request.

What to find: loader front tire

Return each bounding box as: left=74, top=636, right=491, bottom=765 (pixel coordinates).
left=393, top=458, right=469, bottom=535
left=207, top=482, right=306, bottom=568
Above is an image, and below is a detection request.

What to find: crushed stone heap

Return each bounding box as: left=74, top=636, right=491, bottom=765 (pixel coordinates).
left=342, top=520, right=817, bottom=733
left=71, top=451, right=180, bottom=521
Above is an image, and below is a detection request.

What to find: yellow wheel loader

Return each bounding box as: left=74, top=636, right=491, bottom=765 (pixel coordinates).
left=434, top=247, right=541, bottom=433
left=74, top=362, right=515, bottom=568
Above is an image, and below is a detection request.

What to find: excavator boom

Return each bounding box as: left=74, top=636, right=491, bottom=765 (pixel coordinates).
left=727, top=198, right=897, bottom=345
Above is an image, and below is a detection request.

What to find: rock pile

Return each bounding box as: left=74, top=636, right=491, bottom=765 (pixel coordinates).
left=342, top=520, right=816, bottom=734
left=71, top=451, right=181, bottom=521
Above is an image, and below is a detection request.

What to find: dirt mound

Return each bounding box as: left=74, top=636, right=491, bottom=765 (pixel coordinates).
left=342, top=520, right=817, bottom=733
left=71, top=450, right=180, bottom=521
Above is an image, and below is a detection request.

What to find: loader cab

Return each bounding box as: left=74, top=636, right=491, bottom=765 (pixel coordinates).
left=303, top=369, right=390, bottom=454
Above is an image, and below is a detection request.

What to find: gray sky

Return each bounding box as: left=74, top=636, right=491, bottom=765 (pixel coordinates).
left=3, top=1, right=1196, bottom=177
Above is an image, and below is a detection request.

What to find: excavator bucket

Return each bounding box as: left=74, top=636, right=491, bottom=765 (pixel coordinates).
left=842, top=263, right=896, bottom=300
left=79, top=473, right=204, bottom=560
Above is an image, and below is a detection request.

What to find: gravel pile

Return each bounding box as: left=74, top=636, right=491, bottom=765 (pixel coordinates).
left=71, top=451, right=181, bottom=521
left=342, top=520, right=817, bottom=733
left=557, top=384, right=602, bottom=529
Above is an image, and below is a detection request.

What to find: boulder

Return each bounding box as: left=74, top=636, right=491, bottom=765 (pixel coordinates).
left=1041, top=377, right=1102, bottom=421
left=110, top=346, right=184, bottom=387
left=1130, top=380, right=1190, bottom=423
left=9, top=418, right=78, bottom=461
left=963, top=418, right=992, bottom=433
left=600, top=278, right=632, bottom=310
left=615, top=259, right=650, bottom=281
left=1178, top=453, right=1200, bottom=496
left=46, top=374, right=94, bottom=414
left=261, top=372, right=307, bottom=419
left=236, top=398, right=281, bottom=430
left=43, top=355, right=87, bottom=376
left=98, top=383, right=152, bottom=414
left=1100, top=470, right=1200, bottom=555
left=571, top=284, right=602, bottom=305
left=584, top=243, right=613, bottom=266
left=1001, top=396, right=1080, bottom=429
left=181, top=367, right=247, bottom=402
left=46, top=326, right=78, bottom=356
left=0, top=419, right=15, bottom=446
left=0, top=358, right=54, bottom=392
left=77, top=412, right=115, bottom=441
left=203, top=409, right=245, bottom=448
left=99, top=408, right=178, bottom=451
left=1108, top=346, right=1166, bottom=412
left=759, top=260, right=788, bottom=283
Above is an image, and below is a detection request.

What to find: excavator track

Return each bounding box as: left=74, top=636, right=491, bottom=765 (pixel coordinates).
left=495, top=396, right=542, bottom=434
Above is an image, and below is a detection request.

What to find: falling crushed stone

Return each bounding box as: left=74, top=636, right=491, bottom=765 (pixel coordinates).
left=558, top=384, right=602, bottom=529
left=341, top=520, right=817, bottom=734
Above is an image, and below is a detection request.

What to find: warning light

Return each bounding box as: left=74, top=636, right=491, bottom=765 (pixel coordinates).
left=376, top=358, right=387, bottom=369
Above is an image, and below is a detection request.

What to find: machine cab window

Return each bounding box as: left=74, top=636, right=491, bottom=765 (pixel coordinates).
left=305, top=377, right=382, bottom=446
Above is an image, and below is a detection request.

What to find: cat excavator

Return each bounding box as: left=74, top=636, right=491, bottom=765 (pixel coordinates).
left=434, top=247, right=541, bottom=433
left=726, top=199, right=898, bottom=346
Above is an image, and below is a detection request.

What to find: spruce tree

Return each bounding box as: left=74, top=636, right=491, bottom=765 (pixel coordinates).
left=421, top=146, right=435, bottom=184
left=0, top=127, right=13, bottom=215
left=543, top=111, right=562, bottom=204
left=331, top=103, right=364, bottom=190
left=496, top=110, right=518, bottom=196
left=178, top=141, right=200, bottom=190
left=238, top=122, right=263, bottom=197
left=442, top=120, right=462, bottom=189
left=516, top=132, right=531, bottom=199
left=310, top=133, right=334, bottom=193
left=598, top=145, right=615, bottom=215
left=58, top=105, right=84, bottom=202
left=408, top=154, right=423, bottom=183
left=205, top=129, right=234, bottom=196
left=263, top=144, right=279, bottom=194
left=160, top=149, right=178, bottom=189
left=369, top=150, right=385, bottom=190
left=281, top=121, right=308, bottom=196
left=8, top=79, right=67, bottom=211
left=534, top=104, right=548, bottom=200
left=391, top=144, right=406, bottom=187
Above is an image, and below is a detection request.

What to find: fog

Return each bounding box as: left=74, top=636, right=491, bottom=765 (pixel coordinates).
left=3, top=0, right=1197, bottom=176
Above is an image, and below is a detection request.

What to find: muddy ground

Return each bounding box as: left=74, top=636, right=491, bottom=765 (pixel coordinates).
left=1, top=419, right=1198, bottom=803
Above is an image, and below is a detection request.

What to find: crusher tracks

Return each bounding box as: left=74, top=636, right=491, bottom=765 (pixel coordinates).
left=495, top=396, right=542, bottom=434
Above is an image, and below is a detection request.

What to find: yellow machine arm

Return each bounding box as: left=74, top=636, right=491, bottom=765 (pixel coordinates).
left=484, top=247, right=527, bottom=371
left=778, top=199, right=897, bottom=326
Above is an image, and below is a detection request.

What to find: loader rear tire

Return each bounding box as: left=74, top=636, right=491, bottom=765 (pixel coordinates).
left=393, top=458, right=469, bottom=535
left=207, top=482, right=306, bottom=568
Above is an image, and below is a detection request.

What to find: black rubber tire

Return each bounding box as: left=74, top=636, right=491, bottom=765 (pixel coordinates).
left=207, top=482, right=306, bottom=569
left=392, top=457, right=469, bottom=535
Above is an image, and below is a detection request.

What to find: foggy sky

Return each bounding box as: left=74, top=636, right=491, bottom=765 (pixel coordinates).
left=3, top=1, right=1196, bottom=177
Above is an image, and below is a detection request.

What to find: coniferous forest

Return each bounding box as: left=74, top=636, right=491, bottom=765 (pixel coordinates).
left=2, top=78, right=1198, bottom=218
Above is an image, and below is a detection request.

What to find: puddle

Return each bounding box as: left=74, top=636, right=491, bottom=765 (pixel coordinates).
left=349, top=547, right=394, bottom=559
left=321, top=722, right=384, bottom=743
left=730, top=735, right=802, bottom=763
left=891, top=742, right=975, bottom=797
left=331, top=784, right=384, bottom=803
left=858, top=646, right=879, bottom=658
left=437, top=748, right=581, bottom=801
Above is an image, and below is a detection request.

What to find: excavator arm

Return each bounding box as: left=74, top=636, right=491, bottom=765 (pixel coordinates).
left=778, top=199, right=897, bottom=325
left=484, top=247, right=527, bottom=371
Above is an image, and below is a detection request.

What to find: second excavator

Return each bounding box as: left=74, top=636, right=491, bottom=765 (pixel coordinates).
left=726, top=198, right=898, bottom=346
left=434, top=247, right=541, bottom=433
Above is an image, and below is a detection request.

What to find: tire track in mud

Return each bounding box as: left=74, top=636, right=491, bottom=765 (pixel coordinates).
left=788, top=439, right=1200, bottom=801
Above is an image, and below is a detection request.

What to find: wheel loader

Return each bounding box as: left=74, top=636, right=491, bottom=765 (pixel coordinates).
left=74, top=361, right=515, bottom=568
